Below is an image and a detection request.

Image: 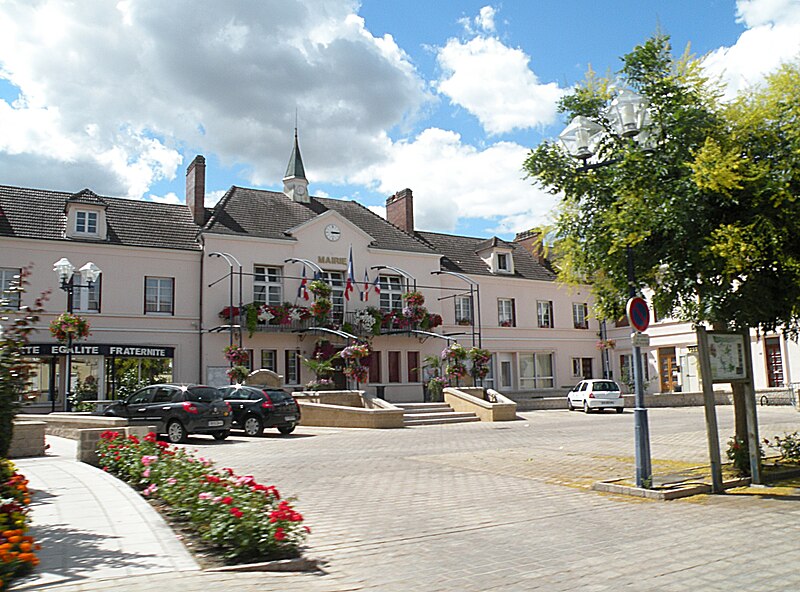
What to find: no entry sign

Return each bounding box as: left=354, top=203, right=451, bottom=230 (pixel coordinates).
left=627, top=297, right=650, bottom=333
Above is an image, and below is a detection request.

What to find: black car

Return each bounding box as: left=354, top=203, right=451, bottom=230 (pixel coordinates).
left=104, top=384, right=232, bottom=443
left=218, top=385, right=301, bottom=436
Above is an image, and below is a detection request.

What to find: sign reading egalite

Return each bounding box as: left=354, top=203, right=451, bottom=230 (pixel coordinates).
left=707, top=333, right=747, bottom=381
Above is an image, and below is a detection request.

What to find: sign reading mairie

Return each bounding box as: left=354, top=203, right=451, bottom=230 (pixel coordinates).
left=317, top=256, right=347, bottom=266
left=21, top=343, right=175, bottom=358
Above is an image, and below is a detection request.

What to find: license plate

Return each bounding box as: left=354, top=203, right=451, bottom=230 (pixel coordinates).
left=284, top=416, right=296, bottom=421
left=208, top=420, right=224, bottom=427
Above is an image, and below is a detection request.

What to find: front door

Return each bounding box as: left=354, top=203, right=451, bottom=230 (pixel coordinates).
left=658, top=347, right=678, bottom=393
left=764, top=337, right=784, bottom=387
left=498, top=353, right=513, bottom=389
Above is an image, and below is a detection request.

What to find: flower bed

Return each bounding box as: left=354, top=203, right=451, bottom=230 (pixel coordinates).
left=0, top=459, right=40, bottom=591
left=96, top=431, right=308, bottom=564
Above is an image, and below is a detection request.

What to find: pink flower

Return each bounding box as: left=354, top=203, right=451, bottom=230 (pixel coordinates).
left=141, top=455, right=158, bottom=467
left=142, top=468, right=150, bottom=478
left=198, top=492, right=213, bottom=500
left=143, top=484, right=158, bottom=497
left=166, top=477, right=177, bottom=485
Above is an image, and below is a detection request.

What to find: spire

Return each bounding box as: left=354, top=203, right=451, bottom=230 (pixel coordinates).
left=283, top=127, right=309, bottom=203
left=284, top=128, right=307, bottom=180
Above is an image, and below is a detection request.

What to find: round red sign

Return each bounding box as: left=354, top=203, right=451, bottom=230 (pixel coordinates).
left=626, top=297, right=650, bottom=333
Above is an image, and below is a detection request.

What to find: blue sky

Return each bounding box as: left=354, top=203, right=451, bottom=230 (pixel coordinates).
left=0, top=1, right=797, bottom=239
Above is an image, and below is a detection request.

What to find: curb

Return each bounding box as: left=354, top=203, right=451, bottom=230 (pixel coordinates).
left=205, top=556, right=322, bottom=573
left=592, top=477, right=750, bottom=500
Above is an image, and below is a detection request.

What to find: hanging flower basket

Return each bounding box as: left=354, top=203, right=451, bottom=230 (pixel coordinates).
left=343, top=364, right=369, bottom=384
left=227, top=365, right=250, bottom=383
left=596, top=339, right=616, bottom=350
left=468, top=347, right=492, bottom=379
left=441, top=342, right=467, bottom=362
left=340, top=343, right=371, bottom=360
left=223, top=345, right=250, bottom=366
left=308, top=280, right=332, bottom=298
left=402, top=291, right=425, bottom=306
left=49, top=312, right=90, bottom=342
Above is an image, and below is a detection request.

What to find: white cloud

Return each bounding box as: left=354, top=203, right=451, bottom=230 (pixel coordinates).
left=436, top=36, right=564, bottom=135
left=703, top=0, right=800, bottom=100
left=475, top=6, right=496, bottom=33
left=147, top=191, right=181, bottom=205
left=0, top=0, right=429, bottom=197
left=351, top=127, right=557, bottom=234
left=205, top=189, right=228, bottom=207
left=367, top=205, right=386, bottom=219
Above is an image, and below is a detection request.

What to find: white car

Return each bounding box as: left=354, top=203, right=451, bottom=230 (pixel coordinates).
left=567, top=379, right=625, bottom=413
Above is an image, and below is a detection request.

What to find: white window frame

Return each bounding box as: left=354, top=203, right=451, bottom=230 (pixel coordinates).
left=253, top=265, right=283, bottom=306
left=285, top=349, right=301, bottom=385
left=496, top=253, right=509, bottom=272
left=75, top=210, right=98, bottom=235
left=0, top=267, right=21, bottom=309
left=519, top=352, right=555, bottom=389
left=261, top=349, right=277, bottom=372
left=537, top=300, right=554, bottom=328
left=72, top=272, right=101, bottom=313
left=379, top=275, right=403, bottom=312
left=144, top=277, right=174, bottom=315
left=572, top=302, right=589, bottom=329
left=455, top=295, right=472, bottom=324
left=620, top=353, right=650, bottom=382
left=498, top=298, right=514, bottom=327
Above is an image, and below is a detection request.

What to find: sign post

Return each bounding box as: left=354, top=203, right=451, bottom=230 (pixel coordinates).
left=626, top=297, right=652, bottom=488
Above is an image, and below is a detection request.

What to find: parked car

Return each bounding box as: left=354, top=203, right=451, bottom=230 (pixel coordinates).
left=567, top=379, right=625, bottom=413
left=217, top=385, right=301, bottom=436
left=104, top=384, right=232, bottom=443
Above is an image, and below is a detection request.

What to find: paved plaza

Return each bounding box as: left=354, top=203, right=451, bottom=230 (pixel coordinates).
left=15, top=406, right=800, bottom=591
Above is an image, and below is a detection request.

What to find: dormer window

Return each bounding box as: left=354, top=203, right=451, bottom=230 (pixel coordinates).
left=76, top=211, right=98, bottom=235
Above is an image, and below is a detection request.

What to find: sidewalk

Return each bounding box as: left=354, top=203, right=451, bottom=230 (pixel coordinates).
left=10, top=436, right=363, bottom=592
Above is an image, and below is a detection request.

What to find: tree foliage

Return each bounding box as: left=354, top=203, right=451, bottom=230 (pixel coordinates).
left=523, top=34, right=800, bottom=336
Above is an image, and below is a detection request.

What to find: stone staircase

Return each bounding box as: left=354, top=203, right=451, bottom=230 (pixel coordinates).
left=396, top=402, right=480, bottom=427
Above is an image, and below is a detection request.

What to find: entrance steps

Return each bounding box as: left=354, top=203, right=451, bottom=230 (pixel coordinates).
left=395, top=402, right=480, bottom=426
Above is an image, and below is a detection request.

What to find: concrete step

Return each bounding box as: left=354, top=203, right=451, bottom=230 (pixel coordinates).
left=404, top=415, right=480, bottom=426
left=395, top=403, right=451, bottom=410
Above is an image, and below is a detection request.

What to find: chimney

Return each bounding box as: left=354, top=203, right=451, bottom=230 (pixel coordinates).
left=386, top=188, right=414, bottom=233
left=514, top=229, right=547, bottom=264
left=186, top=155, right=206, bottom=225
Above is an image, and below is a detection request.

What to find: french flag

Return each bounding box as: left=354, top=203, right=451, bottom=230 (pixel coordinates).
left=345, top=245, right=356, bottom=301
left=297, top=266, right=309, bottom=301
left=361, top=268, right=371, bottom=301
left=372, top=275, right=381, bottom=295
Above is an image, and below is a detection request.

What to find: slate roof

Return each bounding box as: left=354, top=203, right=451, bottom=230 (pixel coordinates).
left=284, top=131, right=307, bottom=180
left=0, top=185, right=201, bottom=251
left=202, top=187, right=435, bottom=254
left=416, top=230, right=556, bottom=281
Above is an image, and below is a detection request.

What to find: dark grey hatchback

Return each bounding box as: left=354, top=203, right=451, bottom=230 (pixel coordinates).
left=104, top=384, right=232, bottom=443
left=218, top=385, right=301, bottom=436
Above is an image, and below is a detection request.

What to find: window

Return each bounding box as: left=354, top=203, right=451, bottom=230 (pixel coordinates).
left=0, top=267, right=21, bottom=309
left=619, top=353, right=650, bottom=385
left=367, top=350, right=382, bottom=383
left=572, top=303, right=589, bottom=329
left=455, top=295, right=472, bottom=324
left=285, top=350, right=300, bottom=385
left=388, top=351, right=401, bottom=383
left=497, top=253, right=509, bottom=271
left=519, top=353, right=555, bottom=389
left=379, top=275, right=403, bottom=312
left=537, top=300, right=554, bottom=328
left=72, top=272, right=101, bottom=313
left=571, top=357, right=594, bottom=379
left=253, top=266, right=282, bottom=305
left=321, top=271, right=344, bottom=321
left=144, top=277, right=174, bottom=314
left=407, top=351, right=420, bottom=383
left=75, top=211, right=98, bottom=234
left=498, top=298, right=515, bottom=327
left=261, top=350, right=277, bottom=372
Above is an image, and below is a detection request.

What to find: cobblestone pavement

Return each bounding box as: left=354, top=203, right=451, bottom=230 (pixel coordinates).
left=33, top=406, right=800, bottom=591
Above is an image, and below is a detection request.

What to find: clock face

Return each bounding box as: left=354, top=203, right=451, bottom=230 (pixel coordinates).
left=295, top=184, right=306, bottom=196
left=324, top=224, right=341, bottom=241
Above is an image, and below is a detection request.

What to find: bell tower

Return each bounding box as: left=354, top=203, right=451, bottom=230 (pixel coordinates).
left=283, top=129, right=309, bottom=203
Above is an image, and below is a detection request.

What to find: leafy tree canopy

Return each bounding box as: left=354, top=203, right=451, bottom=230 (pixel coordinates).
left=523, top=34, right=800, bottom=335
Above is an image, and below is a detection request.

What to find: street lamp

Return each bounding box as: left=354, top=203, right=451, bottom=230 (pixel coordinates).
left=559, top=89, right=654, bottom=488
left=53, top=258, right=102, bottom=412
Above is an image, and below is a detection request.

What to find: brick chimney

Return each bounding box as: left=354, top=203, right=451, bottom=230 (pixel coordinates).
left=185, top=155, right=206, bottom=225
left=514, top=229, right=547, bottom=264
left=386, top=188, right=414, bottom=233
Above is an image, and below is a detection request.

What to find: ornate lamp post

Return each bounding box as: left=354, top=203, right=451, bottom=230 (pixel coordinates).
left=53, top=258, right=101, bottom=412
left=559, top=88, right=654, bottom=488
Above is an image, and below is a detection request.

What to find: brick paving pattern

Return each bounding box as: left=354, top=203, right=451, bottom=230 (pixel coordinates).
left=17, top=406, right=800, bottom=591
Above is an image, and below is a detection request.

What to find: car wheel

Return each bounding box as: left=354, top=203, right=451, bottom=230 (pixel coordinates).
left=243, top=416, right=263, bottom=437
left=616, top=407, right=624, bottom=414
left=583, top=401, right=591, bottom=414
left=278, top=424, right=296, bottom=435
left=167, top=420, right=187, bottom=443
left=567, top=398, right=574, bottom=411
left=212, top=430, right=230, bottom=441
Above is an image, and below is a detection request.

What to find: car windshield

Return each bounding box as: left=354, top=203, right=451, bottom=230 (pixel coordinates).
left=592, top=381, right=620, bottom=392
left=186, top=387, right=223, bottom=402
left=266, top=390, right=294, bottom=403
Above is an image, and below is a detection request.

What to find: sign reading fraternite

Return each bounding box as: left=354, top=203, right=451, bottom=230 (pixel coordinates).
left=707, top=333, right=747, bottom=381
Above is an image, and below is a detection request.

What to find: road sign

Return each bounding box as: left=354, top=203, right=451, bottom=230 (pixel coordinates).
left=627, top=297, right=650, bottom=332
left=631, top=332, right=650, bottom=348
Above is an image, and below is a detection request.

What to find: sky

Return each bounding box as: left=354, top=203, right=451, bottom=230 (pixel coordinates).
left=1, top=0, right=799, bottom=239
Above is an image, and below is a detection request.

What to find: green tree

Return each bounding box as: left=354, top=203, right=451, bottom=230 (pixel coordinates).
left=523, top=34, right=800, bottom=445
left=0, top=269, right=48, bottom=456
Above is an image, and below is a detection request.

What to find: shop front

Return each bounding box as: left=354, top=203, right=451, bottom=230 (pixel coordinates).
left=18, top=343, right=175, bottom=413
